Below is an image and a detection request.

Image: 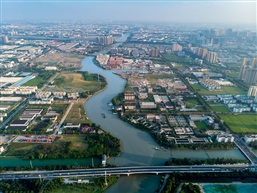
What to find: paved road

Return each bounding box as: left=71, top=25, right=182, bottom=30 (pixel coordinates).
left=234, top=135, right=257, bottom=164
left=0, top=165, right=255, bottom=180
left=40, top=72, right=59, bottom=91
left=54, top=102, right=74, bottom=135
left=0, top=99, right=28, bottom=129
left=158, top=174, right=170, bottom=193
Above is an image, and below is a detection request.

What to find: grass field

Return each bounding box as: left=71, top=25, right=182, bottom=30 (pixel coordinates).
left=49, top=72, right=101, bottom=93
left=209, top=104, right=230, bottom=112
left=57, top=135, right=88, bottom=150
left=227, top=72, right=239, bottom=78
left=51, top=177, right=119, bottom=193
left=23, top=77, right=45, bottom=87
left=220, top=114, right=257, bottom=133
left=184, top=97, right=201, bottom=108
left=143, top=74, right=177, bottom=85
left=195, top=121, right=208, bottom=130
left=191, top=84, right=246, bottom=95
left=51, top=103, right=69, bottom=120
left=4, top=143, right=39, bottom=156
left=24, top=71, right=55, bottom=88
left=4, top=135, right=88, bottom=156
left=163, top=53, right=191, bottom=64
left=65, top=99, right=91, bottom=124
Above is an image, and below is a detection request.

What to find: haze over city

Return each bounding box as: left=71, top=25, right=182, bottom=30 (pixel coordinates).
left=2, top=0, right=256, bottom=26
left=0, top=0, right=257, bottom=193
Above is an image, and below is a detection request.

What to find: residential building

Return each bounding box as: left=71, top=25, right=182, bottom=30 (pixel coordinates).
left=150, top=47, right=159, bottom=57
left=140, top=102, right=157, bottom=109
left=172, top=43, right=182, bottom=52
left=206, top=51, right=217, bottom=64
left=247, top=86, right=257, bottom=97
left=238, top=58, right=247, bottom=80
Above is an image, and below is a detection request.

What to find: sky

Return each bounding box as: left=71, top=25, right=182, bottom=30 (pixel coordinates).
left=1, top=0, right=256, bottom=25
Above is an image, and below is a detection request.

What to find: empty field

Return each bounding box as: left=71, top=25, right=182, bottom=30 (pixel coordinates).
left=195, top=121, right=208, bottom=130
left=220, top=114, right=257, bottom=133
left=65, top=99, right=91, bottom=124
left=210, top=104, right=230, bottom=112
left=57, top=135, right=88, bottom=150
left=35, top=52, right=83, bottom=69
left=184, top=97, right=201, bottom=108
left=48, top=72, right=101, bottom=93
left=191, top=84, right=246, bottom=95
left=4, top=143, right=39, bottom=156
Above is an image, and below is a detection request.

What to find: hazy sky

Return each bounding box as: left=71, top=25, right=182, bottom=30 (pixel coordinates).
left=1, top=0, right=256, bottom=25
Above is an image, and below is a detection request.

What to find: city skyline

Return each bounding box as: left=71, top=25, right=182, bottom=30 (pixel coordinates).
left=1, top=0, right=256, bottom=26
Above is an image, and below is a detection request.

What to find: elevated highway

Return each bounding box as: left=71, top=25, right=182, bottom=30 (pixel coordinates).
left=0, top=165, right=256, bottom=180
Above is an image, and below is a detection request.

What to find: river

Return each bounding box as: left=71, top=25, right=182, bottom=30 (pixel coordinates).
left=82, top=35, right=247, bottom=193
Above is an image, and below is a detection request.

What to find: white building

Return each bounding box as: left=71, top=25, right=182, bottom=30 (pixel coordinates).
left=45, top=66, right=58, bottom=71
left=244, top=135, right=257, bottom=144
left=248, top=86, right=257, bottom=97
left=216, top=135, right=234, bottom=143
left=0, top=146, right=5, bottom=154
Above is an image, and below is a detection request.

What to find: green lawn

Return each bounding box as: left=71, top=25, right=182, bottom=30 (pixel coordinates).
left=210, top=104, right=230, bottom=113
left=191, top=84, right=246, bottom=95
left=51, top=176, right=118, bottom=193
left=57, top=135, right=88, bottom=150
left=4, top=143, right=39, bottom=156
left=51, top=73, right=101, bottom=93
left=23, top=77, right=45, bottom=87
left=163, top=53, right=191, bottom=64
left=220, top=114, right=257, bottom=133
left=195, top=121, right=208, bottom=130
left=184, top=97, right=201, bottom=108
left=227, top=72, right=239, bottom=78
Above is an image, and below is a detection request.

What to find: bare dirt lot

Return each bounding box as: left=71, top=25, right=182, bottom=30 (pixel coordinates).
left=36, top=52, right=83, bottom=69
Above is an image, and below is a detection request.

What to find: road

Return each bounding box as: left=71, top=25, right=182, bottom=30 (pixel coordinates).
left=234, top=135, right=257, bottom=164
left=40, top=72, right=60, bottom=91
left=0, top=99, right=28, bottom=129
left=53, top=102, right=74, bottom=135
left=0, top=165, right=255, bottom=180
left=158, top=174, right=170, bottom=193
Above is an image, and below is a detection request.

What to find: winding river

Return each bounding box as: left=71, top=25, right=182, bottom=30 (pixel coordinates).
left=82, top=35, right=247, bottom=192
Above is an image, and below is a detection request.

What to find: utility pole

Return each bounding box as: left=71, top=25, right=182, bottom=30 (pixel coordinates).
left=30, top=160, right=33, bottom=169
left=92, top=158, right=94, bottom=168
left=105, top=171, right=108, bottom=186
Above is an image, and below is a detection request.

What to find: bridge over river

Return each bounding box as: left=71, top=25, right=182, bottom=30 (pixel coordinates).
left=0, top=165, right=256, bottom=180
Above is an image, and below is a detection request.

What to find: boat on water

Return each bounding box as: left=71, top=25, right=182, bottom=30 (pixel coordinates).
left=101, top=113, right=106, bottom=118
left=107, top=102, right=113, bottom=107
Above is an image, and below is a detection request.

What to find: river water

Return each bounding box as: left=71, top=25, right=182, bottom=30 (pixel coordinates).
left=82, top=35, right=247, bottom=192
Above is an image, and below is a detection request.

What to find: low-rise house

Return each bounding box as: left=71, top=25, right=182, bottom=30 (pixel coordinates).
left=140, top=102, right=156, bottom=109
left=64, top=123, right=81, bottom=129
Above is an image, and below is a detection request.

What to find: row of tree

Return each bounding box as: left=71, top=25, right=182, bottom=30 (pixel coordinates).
left=22, top=133, right=121, bottom=160
left=0, top=178, right=63, bottom=193
left=165, top=158, right=248, bottom=166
